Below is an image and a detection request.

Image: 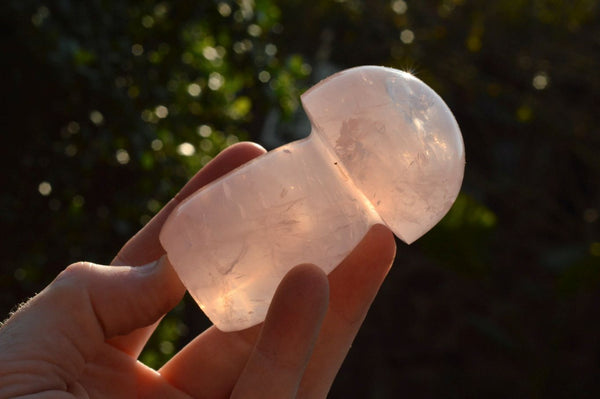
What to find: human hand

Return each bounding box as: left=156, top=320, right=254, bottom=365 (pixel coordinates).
left=0, top=142, right=396, bottom=398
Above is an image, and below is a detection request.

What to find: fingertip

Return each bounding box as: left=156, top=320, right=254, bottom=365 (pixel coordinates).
left=228, top=141, right=267, bottom=157
left=149, top=255, right=187, bottom=309
left=260, top=263, right=330, bottom=349
left=369, top=223, right=397, bottom=264
left=278, top=264, right=330, bottom=309
left=257, top=264, right=330, bottom=343
left=325, top=224, right=396, bottom=328
left=212, top=141, right=267, bottom=170
left=231, top=265, right=329, bottom=399
left=176, top=141, right=267, bottom=201
left=71, top=257, right=186, bottom=339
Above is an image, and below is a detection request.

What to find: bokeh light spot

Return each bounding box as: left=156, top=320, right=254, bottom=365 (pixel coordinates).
left=187, top=83, right=202, bottom=96
left=116, top=149, right=130, bottom=164
left=200, top=139, right=214, bottom=153
left=208, top=72, right=225, bottom=90
left=247, top=24, right=262, bottom=37
left=67, top=121, right=80, bottom=135
left=226, top=135, right=240, bottom=146
left=159, top=340, right=174, bottom=355
left=151, top=139, right=164, bottom=151
left=131, top=43, right=144, bottom=56
left=38, top=181, right=52, bottom=196
left=89, top=110, right=104, bottom=125
left=258, top=70, right=271, bottom=83
left=141, top=15, right=154, bottom=28
left=265, top=43, right=278, bottom=56
left=198, top=125, right=213, bottom=137
left=400, top=29, right=415, bottom=44
left=533, top=72, right=549, bottom=90
left=391, top=0, right=407, bottom=14
left=155, top=105, right=169, bottom=118
left=202, top=46, right=219, bottom=61
left=31, top=6, right=50, bottom=27
left=200, top=155, right=213, bottom=165
left=233, top=39, right=253, bottom=54
left=64, top=144, right=78, bottom=157
left=154, top=3, right=169, bottom=17
left=177, top=142, right=196, bottom=156
left=218, top=2, right=232, bottom=17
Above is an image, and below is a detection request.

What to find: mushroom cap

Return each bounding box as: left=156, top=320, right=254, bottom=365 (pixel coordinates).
left=301, top=66, right=465, bottom=243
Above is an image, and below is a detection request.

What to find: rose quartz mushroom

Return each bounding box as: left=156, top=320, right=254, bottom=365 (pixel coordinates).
left=160, top=66, right=465, bottom=331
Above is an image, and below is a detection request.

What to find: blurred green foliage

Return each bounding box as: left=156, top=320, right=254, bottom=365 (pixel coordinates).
left=2, top=0, right=600, bottom=397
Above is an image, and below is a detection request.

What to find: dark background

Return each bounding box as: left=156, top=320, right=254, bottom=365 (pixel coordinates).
left=2, top=0, right=599, bottom=397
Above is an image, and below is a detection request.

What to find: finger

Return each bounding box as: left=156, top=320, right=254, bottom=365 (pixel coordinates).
left=0, top=256, right=186, bottom=380
left=159, top=321, right=262, bottom=399
left=112, top=142, right=267, bottom=267
left=158, top=225, right=394, bottom=398
left=52, top=256, right=185, bottom=339
left=230, top=264, right=329, bottom=399
left=296, top=223, right=396, bottom=398
left=108, top=142, right=266, bottom=355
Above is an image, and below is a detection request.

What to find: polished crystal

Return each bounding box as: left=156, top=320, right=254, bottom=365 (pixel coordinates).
left=160, top=66, right=465, bottom=331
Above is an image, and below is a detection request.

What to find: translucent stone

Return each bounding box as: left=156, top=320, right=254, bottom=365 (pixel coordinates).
left=159, top=66, right=465, bottom=331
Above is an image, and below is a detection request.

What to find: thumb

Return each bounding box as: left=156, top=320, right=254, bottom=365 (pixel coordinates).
left=51, top=255, right=186, bottom=338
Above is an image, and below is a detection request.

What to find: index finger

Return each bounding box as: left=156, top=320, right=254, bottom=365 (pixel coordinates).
left=111, top=142, right=267, bottom=267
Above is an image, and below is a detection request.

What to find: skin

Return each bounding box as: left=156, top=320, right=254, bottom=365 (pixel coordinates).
left=0, top=142, right=396, bottom=398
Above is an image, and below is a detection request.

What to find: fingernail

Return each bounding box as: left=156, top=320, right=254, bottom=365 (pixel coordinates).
left=137, top=256, right=163, bottom=273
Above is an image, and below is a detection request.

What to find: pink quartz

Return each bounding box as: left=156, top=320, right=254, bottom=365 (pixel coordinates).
left=159, top=66, right=465, bottom=331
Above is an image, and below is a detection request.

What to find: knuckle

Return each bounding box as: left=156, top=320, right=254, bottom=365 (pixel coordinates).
left=51, top=262, right=96, bottom=299
left=58, top=261, right=94, bottom=281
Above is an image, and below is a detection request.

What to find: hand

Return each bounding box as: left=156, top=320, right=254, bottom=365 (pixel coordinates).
left=0, top=142, right=396, bottom=398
